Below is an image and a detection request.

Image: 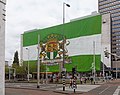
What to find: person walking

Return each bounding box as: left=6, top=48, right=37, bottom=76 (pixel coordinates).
left=90, top=77, right=93, bottom=84
left=69, top=78, right=73, bottom=88
left=84, top=77, right=87, bottom=84
left=80, top=77, right=83, bottom=84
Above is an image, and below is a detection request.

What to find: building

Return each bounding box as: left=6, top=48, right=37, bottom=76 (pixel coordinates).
left=98, top=0, right=120, bottom=77
left=21, top=13, right=111, bottom=76
left=0, top=0, right=6, bottom=94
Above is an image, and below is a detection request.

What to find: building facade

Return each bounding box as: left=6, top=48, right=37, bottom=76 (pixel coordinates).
left=21, top=13, right=111, bottom=75
left=98, top=0, right=120, bottom=77
left=0, top=0, right=6, bottom=94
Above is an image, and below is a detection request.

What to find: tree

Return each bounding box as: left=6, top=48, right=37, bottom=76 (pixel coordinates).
left=5, top=66, right=9, bottom=74
left=13, top=51, right=19, bottom=66
left=12, top=63, right=26, bottom=80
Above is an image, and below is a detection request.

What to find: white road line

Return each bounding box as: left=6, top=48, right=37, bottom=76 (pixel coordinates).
left=113, top=86, right=120, bottom=95
left=99, top=86, right=110, bottom=94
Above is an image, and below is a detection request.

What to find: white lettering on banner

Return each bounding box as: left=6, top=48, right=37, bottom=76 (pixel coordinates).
left=41, top=58, right=72, bottom=66
left=42, top=59, right=63, bottom=63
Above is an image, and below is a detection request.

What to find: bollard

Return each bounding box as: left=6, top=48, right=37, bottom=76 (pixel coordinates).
left=73, top=77, right=76, bottom=93
left=62, top=73, right=65, bottom=91
left=37, top=85, right=40, bottom=88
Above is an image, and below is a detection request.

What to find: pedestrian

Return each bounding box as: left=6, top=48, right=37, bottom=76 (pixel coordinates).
left=56, top=75, right=59, bottom=83
left=84, top=77, right=87, bottom=84
left=69, top=78, right=73, bottom=88
left=90, top=77, right=93, bottom=84
left=80, top=77, right=83, bottom=84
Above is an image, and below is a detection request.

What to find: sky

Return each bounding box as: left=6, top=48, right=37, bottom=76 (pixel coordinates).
left=5, top=0, right=98, bottom=62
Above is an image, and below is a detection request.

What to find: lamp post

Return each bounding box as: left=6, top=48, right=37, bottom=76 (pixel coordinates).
left=46, top=63, right=48, bottom=84
left=104, top=48, right=118, bottom=80
left=26, top=48, right=30, bottom=82
left=8, top=66, right=10, bottom=81
left=8, top=67, right=16, bottom=81
left=13, top=68, right=16, bottom=81
left=62, top=2, right=70, bottom=70
left=103, top=47, right=109, bottom=80
left=115, top=55, right=118, bottom=80
left=37, top=34, right=40, bottom=88
left=63, top=2, right=70, bottom=24
left=62, top=2, right=70, bottom=91
left=115, top=59, right=118, bottom=80
left=93, top=41, right=96, bottom=84
left=8, top=59, right=12, bottom=81
left=103, top=55, right=105, bottom=80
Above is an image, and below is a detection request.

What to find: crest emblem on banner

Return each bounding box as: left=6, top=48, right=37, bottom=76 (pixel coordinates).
left=39, top=34, right=71, bottom=65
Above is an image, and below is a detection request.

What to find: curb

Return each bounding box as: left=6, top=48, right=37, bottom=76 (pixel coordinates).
left=5, top=87, right=83, bottom=94
left=53, top=90, right=83, bottom=94
left=5, top=86, right=50, bottom=91
left=6, top=86, right=84, bottom=94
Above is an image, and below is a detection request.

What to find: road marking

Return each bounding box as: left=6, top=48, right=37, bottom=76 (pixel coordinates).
left=113, top=86, right=120, bottom=95
left=99, top=86, right=110, bottom=94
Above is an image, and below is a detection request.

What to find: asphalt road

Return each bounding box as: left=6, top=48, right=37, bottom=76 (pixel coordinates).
left=5, top=79, right=120, bottom=95
left=5, top=88, right=65, bottom=95
left=82, top=79, right=120, bottom=95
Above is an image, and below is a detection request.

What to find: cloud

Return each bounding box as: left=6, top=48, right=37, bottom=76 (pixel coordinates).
left=5, top=0, right=97, bottom=60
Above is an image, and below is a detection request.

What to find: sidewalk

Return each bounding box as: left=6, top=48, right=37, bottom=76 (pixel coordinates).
left=5, top=83, right=101, bottom=94
left=55, top=84, right=100, bottom=94
left=5, top=79, right=120, bottom=95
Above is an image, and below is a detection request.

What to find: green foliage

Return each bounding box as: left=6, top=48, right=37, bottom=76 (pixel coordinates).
left=12, top=64, right=26, bottom=75
left=17, top=66, right=26, bottom=74
left=13, top=51, right=19, bottom=66
left=5, top=67, right=9, bottom=74
left=23, top=61, right=37, bottom=73
left=23, top=61, right=46, bottom=73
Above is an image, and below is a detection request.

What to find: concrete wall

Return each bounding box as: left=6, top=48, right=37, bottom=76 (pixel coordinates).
left=101, top=13, right=111, bottom=68
left=0, top=0, right=6, bottom=95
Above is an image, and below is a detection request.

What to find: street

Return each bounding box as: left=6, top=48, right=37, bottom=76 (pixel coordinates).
left=5, top=88, right=64, bottom=95
left=5, top=79, right=120, bottom=95
left=82, top=79, right=120, bottom=95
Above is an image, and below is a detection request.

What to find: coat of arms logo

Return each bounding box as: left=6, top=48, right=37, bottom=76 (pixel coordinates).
left=39, top=34, right=71, bottom=65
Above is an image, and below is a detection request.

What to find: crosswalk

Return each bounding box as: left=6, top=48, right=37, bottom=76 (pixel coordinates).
left=113, top=86, right=120, bottom=95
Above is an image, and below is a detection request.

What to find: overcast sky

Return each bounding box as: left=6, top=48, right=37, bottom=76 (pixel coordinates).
left=5, top=0, right=98, bottom=61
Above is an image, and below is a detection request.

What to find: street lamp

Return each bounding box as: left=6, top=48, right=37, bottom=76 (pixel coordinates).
left=103, top=47, right=109, bottom=80
left=93, top=41, right=96, bottom=84
left=37, top=34, right=40, bottom=88
left=62, top=2, right=70, bottom=70
left=63, top=2, right=70, bottom=24
left=8, top=59, right=12, bottom=81
left=8, top=66, right=11, bottom=81
left=26, top=48, right=30, bottom=82
left=46, top=63, right=48, bottom=84
left=115, top=56, right=118, bottom=80
left=62, top=2, right=70, bottom=91
left=13, top=68, right=16, bottom=81
left=8, top=67, right=16, bottom=81
left=104, top=48, right=118, bottom=80
left=103, top=56, right=105, bottom=80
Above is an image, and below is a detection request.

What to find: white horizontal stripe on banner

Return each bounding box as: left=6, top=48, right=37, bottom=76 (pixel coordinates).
left=23, top=34, right=101, bottom=61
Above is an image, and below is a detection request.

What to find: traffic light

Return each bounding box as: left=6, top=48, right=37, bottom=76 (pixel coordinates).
left=104, top=50, right=109, bottom=58
left=72, top=67, right=76, bottom=74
